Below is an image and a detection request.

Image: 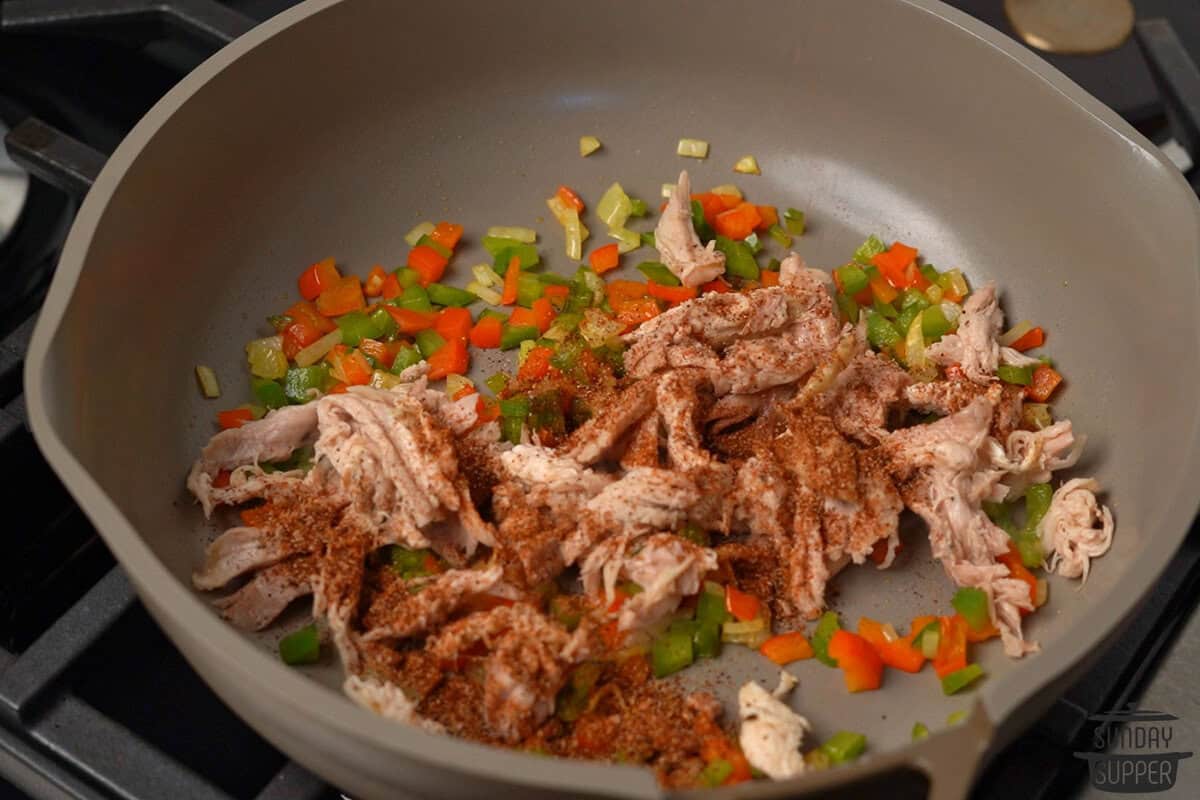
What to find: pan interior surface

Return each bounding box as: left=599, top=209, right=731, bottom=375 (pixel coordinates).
left=27, top=0, right=1200, bottom=795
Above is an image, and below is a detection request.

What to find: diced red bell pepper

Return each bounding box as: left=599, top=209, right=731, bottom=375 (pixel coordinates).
left=500, top=255, right=521, bottom=305
left=280, top=301, right=334, bottom=359
left=691, top=193, right=727, bottom=226
left=606, top=280, right=647, bottom=304
left=759, top=632, right=814, bottom=665
left=612, top=297, right=659, bottom=332
left=725, top=585, right=762, bottom=622
left=530, top=297, right=556, bottom=333
left=216, top=407, right=254, bottom=430
left=469, top=315, right=503, bottom=349
left=646, top=281, right=697, bottom=305
left=760, top=270, right=780, bottom=287
left=700, top=277, right=732, bottom=294
left=475, top=395, right=501, bottom=425
left=1025, top=364, right=1062, bottom=402
left=326, top=381, right=349, bottom=394
left=363, top=265, right=387, bottom=298
left=756, top=205, right=779, bottom=230
left=556, top=185, right=585, bottom=213
left=297, top=257, right=339, bottom=301
left=384, top=306, right=437, bottom=333
left=508, top=307, right=539, bottom=329
left=828, top=630, right=885, bottom=692
left=316, top=275, right=366, bottom=317
left=543, top=284, right=570, bottom=307
left=212, top=469, right=232, bottom=488
left=712, top=202, right=763, bottom=241
left=429, top=221, right=463, bottom=252
left=426, top=338, right=468, bottom=381
left=870, top=242, right=920, bottom=289
left=517, top=346, right=555, bottom=383
left=933, top=615, right=968, bottom=678
left=407, top=245, right=449, bottom=286
left=868, top=273, right=898, bottom=304
left=327, top=345, right=372, bottom=385
left=714, top=193, right=742, bottom=210
left=857, top=617, right=925, bottom=673
left=589, top=243, right=621, bottom=274
left=1010, top=326, right=1045, bottom=352
left=380, top=272, right=402, bottom=300
left=435, top=306, right=473, bottom=341
left=358, top=338, right=400, bottom=369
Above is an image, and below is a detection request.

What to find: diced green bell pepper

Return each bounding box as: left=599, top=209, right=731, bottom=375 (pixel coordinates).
left=920, top=264, right=940, bottom=284
left=693, top=620, right=721, bottom=660
left=636, top=261, right=681, bottom=286
left=394, top=267, right=421, bottom=288
left=997, top=364, right=1034, bottom=385
left=941, top=663, right=985, bottom=695
left=335, top=310, right=382, bottom=346
left=485, top=372, right=510, bottom=394
left=427, top=283, right=478, bottom=307
left=911, top=722, right=930, bottom=741
left=492, top=243, right=540, bottom=271
left=690, top=199, right=714, bottom=241
left=516, top=273, right=544, bottom=307
left=768, top=223, right=793, bottom=248
left=836, top=293, right=860, bottom=324
left=951, top=587, right=990, bottom=632
left=414, top=329, right=446, bottom=358
left=548, top=596, right=582, bottom=631
left=783, top=207, right=806, bottom=236
left=415, top=234, right=451, bottom=259
left=279, top=624, right=320, bottom=665
left=370, top=307, right=398, bottom=339
left=812, top=611, right=842, bottom=667
left=251, top=377, right=288, bottom=410
left=391, top=546, right=438, bottom=578
left=819, top=731, right=866, bottom=764
left=765, top=257, right=781, bottom=272
left=391, top=344, right=422, bottom=374
left=550, top=340, right=584, bottom=371
left=873, top=297, right=898, bottom=320
left=628, top=197, right=649, bottom=217
left=1025, top=483, right=1053, bottom=528
left=482, top=235, right=527, bottom=257
left=500, top=416, right=523, bottom=445
left=835, top=264, right=869, bottom=295
left=714, top=235, right=759, bottom=280
left=896, top=304, right=922, bottom=335
left=284, top=365, right=330, bottom=404
left=537, top=272, right=572, bottom=286
left=853, top=234, right=886, bottom=265
left=640, top=231, right=656, bottom=249
left=555, top=661, right=603, bottom=722
left=676, top=522, right=709, bottom=546
left=921, top=304, right=954, bottom=341
left=530, top=391, right=566, bottom=437
left=698, top=759, right=733, bottom=788
left=899, top=288, right=931, bottom=311
left=696, top=582, right=730, bottom=628
left=652, top=625, right=695, bottom=677
left=865, top=311, right=902, bottom=349
left=744, top=232, right=762, bottom=253
left=396, top=283, right=433, bottom=313
left=499, top=396, right=530, bottom=418
left=500, top=324, right=539, bottom=351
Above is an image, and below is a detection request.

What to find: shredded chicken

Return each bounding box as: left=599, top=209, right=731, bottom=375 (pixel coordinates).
left=655, top=170, right=726, bottom=287
left=738, top=677, right=810, bottom=780
left=344, top=675, right=444, bottom=733
left=212, top=554, right=317, bottom=630
left=925, top=283, right=1003, bottom=384
left=361, top=566, right=504, bottom=642
left=1040, top=478, right=1114, bottom=581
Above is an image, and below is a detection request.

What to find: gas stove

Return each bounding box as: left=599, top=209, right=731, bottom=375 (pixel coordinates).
left=0, top=2, right=1197, bottom=798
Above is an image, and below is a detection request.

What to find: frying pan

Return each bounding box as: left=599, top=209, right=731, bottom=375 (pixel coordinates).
left=14, top=0, right=1200, bottom=797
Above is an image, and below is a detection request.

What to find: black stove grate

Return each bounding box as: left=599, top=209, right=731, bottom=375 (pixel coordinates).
left=0, top=3, right=1198, bottom=799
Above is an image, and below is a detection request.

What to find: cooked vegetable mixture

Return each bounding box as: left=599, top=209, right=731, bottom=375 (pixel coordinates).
left=189, top=160, right=1113, bottom=789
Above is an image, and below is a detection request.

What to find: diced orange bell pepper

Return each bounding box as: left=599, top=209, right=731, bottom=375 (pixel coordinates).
left=700, top=277, right=732, bottom=294
left=380, top=272, right=403, bottom=300
left=508, top=307, right=539, bottom=329
left=530, top=297, right=556, bottom=333
left=870, top=242, right=920, bottom=289
left=239, top=503, right=274, bottom=527
left=383, top=306, right=437, bottom=333
left=297, top=257, right=339, bottom=301
left=612, top=297, right=659, bottom=332
left=646, top=282, right=697, bottom=305
left=828, top=630, right=885, bottom=692
left=691, top=193, right=727, bottom=226
left=358, top=338, right=400, bottom=369
left=327, top=345, right=372, bottom=386
left=712, top=202, right=763, bottom=241
left=316, top=275, right=366, bottom=317
left=517, top=346, right=554, bottom=382
left=589, top=243, right=621, bottom=274
left=857, top=617, right=925, bottom=673
left=756, top=205, right=779, bottom=230
left=216, top=407, right=254, bottom=430
left=429, top=221, right=463, bottom=252
left=699, top=734, right=753, bottom=786
left=760, top=270, right=780, bottom=287
left=326, top=381, right=349, bottom=394
left=606, top=280, right=648, bottom=305
left=451, top=385, right=476, bottom=401
left=998, top=544, right=1039, bottom=612
left=556, top=185, right=585, bottom=213
left=426, top=338, right=468, bottom=381
left=500, top=255, right=521, bottom=305
left=407, top=245, right=449, bottom=286
left=475, top=394, right=501, bottom=424
left=1010, top=326, right=1045, bottom=352
left=543, top=284, right=570, bottom=307
left=714, top=193, right=742, bottom=210
left=906, top=615, right=939, bottom=647
left=280, top=301, right=334, bottom=359
left=759, top=632, right=814, bottom=665
left=725, top=585, right=762, bottom=622
left=435, top=307, right=473, bottom=341
left=868, top=273, right=898, bottom=305
left=1025, top=364, right=1062, bottom=402
left=469, top=315, right=504, bottom=349
left=286, top=300, right=337, bottom=334
left=932, top=615, right=968, bottom=678
left=363, top=265, right=387, bottom=298
left=965, top=617, right=1000, bottom=644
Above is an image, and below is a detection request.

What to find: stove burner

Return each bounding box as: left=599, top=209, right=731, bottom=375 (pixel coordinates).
left=0, top=121, right=29, bottom=246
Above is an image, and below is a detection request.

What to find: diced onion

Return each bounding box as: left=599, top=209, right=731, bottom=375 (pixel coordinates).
left=445, top=374, right=474, bottom=397
left=709, top=183, right=742, bottom=199
left=466, top=281, right=502, bottom=305
left=999, top=319, right=1034, bottom=347
left=546, top=196, right=589, bottom=260
left=294, top=329, right=342, bottom=367
left=471, top=264, right=500, bottom=288
left=245, top=336, right=287, bottom=380
left=1022, top=403, right=1053, bottom=431
left=579, top=135, right=601, bottom=157
left=517, top=339, right=537, bottom=365
left=404, top=221, right=434, bottom=247
left=940, top=301, right=961, bottom=325
left=608, top=226, right=641, bottom=254
left=579, top=308, right=623, bottom=348
left=661, top=183, right=676, bottom=198
left=194, top=365, right=221, bottom=398
left=486, top=226, right=537, bottom=243
left=676, top=137, right=709, bottom=159
left=733, top=155, right=761, bottom=175
left=370, top=370, right=405, bottom=390
left=596, top=182, right=633, bottom=229
left=905, top=311, right=926, bottom=369
left=925, top=284, right=944, bottom=304
left=920, top=631, right=940, bottom=659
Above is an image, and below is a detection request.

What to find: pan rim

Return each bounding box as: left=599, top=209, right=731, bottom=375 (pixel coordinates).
left=22, top=0, right=1200, bottom=794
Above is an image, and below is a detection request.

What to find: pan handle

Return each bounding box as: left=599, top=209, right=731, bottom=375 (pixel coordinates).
left=908, top=703, right=994, bottom=800
left=1135, top=18, right=1200, bottom=169
left=3, top=118, right=104, bottom=198
left=0, top=0, right=255, bottom=49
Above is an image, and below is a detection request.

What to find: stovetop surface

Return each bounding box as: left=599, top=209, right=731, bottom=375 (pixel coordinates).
left=1, top=2, right=1199, bottom=799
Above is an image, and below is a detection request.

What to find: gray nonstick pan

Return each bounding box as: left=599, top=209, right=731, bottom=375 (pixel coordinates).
left=17, top=0, right=1200, bottom=797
